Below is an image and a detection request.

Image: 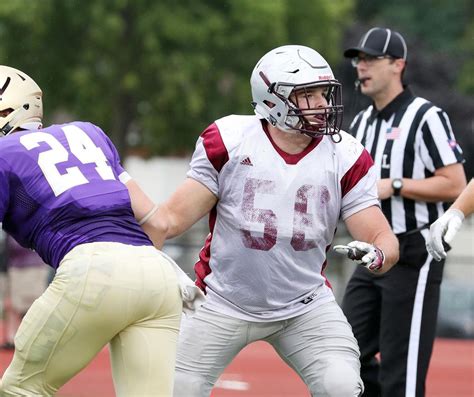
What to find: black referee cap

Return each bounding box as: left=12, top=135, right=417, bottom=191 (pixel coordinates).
left=344, top=27, right=407, bottom=60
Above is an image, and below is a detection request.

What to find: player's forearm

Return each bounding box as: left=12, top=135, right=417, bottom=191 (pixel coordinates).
left=140, top=208, right=169, bottom=249
left=156, top=178, right=218, bottom=240
left=345, top=206, right=399, bottom=273
left=451, top=179, right=474, bottom=217
left=372, top=229, right=399, bottom=273
left=154, top=204, right=188, bottom=240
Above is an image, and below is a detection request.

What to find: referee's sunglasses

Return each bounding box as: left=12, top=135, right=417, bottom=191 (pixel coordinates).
left=351, top=55, right=394, bottom=67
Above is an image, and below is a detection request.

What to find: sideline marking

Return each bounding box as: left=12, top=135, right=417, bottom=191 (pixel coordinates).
left=215, top=375, right=250, bottom=391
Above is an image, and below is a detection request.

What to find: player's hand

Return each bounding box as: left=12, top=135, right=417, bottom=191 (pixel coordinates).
left=159, top=251, right=206, bottom=316
left=426, top=209, right=464, bottom=261
left=333, top=241, right=385, bottom=272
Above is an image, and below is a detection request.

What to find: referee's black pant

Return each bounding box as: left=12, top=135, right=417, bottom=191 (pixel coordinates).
left=342, top=231, right=445, bottom=397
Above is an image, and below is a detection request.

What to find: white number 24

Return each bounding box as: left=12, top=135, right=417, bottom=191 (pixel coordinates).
left=20, top=125, right=115, bottom=196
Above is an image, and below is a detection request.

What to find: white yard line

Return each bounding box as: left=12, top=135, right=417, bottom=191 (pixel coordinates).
left=215, top=375, right=250, bottom=391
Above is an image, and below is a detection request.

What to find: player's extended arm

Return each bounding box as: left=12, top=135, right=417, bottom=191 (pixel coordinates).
left=126, top=179, right=168, bottom=248
left=156, top=177, right=218, bottom=240
left=126, top=178, right=209, bottom=313
left=338, top=205, right=399, bottom=274
left=427, top=178, right=474, bottom=261
left=127, top=178, right=217, bottom=249
left=450, top=178, right=474, bottom=217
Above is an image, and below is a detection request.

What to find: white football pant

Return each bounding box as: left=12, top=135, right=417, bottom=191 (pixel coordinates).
left=174, top=300, right=363, bottom=397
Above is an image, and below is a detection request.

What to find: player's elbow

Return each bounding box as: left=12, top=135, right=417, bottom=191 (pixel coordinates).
left=149, top=204, right=184, bottom=239
left=149, top=205, right=174, bottom=236
left=139, top=205, right=174, bottom=249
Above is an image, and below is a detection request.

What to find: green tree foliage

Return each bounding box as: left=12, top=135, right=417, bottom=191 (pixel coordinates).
left=349, top=0, right=473, bottom=179
left=0, top=0, right=353, bottom=155
left=355, top=0, right=471, bottom=52
left=457, top=19, right=474, bottom=95
left=354, top=0, right=473, bottom=94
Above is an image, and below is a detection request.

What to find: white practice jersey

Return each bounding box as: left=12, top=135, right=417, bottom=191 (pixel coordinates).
left=188, top=115, right=379, bottom=321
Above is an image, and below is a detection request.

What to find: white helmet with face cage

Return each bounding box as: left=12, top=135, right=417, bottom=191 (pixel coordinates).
left=250, top=45, right=343, bottom=138
left=0, top=65, right=43, bottom=136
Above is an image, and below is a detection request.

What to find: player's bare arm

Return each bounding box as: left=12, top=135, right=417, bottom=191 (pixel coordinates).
left=377, top=163, right=466, bottom=201
left=126, top=177, right=217, bottom=248
left=343, top=205, right=399, bottom=274
left=451, top=178, right=474, bottom=216
left=126, top=179, right=157, bottom=221
left=157, top=178, right=218, bottom=239
left=126, top=179, right=168, bottom=248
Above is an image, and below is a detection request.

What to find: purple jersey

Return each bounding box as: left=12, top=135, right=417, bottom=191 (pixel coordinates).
left=0, top=121, right=152, bottom=268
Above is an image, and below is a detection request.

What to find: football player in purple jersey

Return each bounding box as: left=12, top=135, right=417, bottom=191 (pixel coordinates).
left=145, top=45, right=400, bottom=396
left=0, top=65, right=194, bottom=396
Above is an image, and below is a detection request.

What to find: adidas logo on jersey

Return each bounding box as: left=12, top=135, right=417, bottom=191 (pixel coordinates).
left=240, top=157, right=253, bottom=166
left=300, top=291, right=318, bottom=304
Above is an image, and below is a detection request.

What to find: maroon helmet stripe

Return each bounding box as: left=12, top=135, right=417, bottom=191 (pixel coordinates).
left=259, top=71, right=271, bottom=88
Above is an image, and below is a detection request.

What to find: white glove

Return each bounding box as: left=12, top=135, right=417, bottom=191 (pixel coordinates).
left=426, top=209, right=465, bottom=261
left=333, top=241, right=385, bottom=272
left=159, top=251, right=206, bottom=316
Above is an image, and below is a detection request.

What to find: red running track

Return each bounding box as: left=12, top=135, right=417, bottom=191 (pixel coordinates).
left=0, top=339, right=473, bottom=396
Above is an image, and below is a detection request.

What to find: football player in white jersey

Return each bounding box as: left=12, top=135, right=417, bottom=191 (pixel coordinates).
left=150, top=45, right=399, bottom=397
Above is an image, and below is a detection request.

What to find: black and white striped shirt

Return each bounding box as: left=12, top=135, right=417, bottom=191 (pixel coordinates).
left=350, top=88, right=464, bottom=234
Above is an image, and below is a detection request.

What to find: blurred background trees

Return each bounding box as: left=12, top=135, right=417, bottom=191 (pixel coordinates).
left=0, top=0, right=472, bottom=178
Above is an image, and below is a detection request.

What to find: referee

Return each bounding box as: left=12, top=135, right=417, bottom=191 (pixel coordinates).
left=341, top=27, right=467, bottom=397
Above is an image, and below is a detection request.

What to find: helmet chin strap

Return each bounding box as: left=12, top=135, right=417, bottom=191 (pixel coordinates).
left=19, top=121, right=42, bottom=131
left=0, top=107, right=42, bottom=136
left=1, top=107, right=25, bottom=136
left=283, top=115, right=324, bottom=138
left=0, top=123, right=14, bottom=136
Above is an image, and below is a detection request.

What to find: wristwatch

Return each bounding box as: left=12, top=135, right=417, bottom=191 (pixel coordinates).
left=392, top=178, right=403, bottom=196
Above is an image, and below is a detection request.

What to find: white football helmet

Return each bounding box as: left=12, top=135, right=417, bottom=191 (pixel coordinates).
left=251, top=45, right=343, bottom=138
left=0, top=65, right=43, bottom=136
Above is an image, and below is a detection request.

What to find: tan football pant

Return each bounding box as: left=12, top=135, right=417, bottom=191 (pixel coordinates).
left=0, top=242, right=182, bottom=397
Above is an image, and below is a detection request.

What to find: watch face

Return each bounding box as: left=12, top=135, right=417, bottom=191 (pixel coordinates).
left=393, top=179, right=403, bottom=189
